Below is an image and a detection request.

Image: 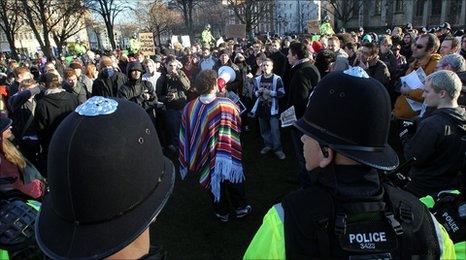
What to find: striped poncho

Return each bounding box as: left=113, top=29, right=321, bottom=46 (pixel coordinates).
left=179, top=96, right=243, bottom=202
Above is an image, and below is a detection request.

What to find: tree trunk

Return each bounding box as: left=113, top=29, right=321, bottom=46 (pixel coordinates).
left=106, top=23, right=116, bottom=50
left=42, top=31, right=54, bottom=60
left=4, top=33, right=19, bottom=60
left=156, top=25, right=162, bottom=46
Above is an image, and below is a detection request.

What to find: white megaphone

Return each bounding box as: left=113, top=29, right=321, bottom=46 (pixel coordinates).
left=217, top=66, right=236, bottom=92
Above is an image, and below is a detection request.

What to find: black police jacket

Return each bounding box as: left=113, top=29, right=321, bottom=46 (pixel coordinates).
left=281, top=164, right=440, bottom=259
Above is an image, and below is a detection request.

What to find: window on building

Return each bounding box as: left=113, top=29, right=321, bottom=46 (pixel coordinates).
left=431, top=0, right=441, bottom=15
left=374, top=0, right=382, bottom=15
left=416, top=0, right=425, bottom=17
left=395, top=0, right=404, bottom=12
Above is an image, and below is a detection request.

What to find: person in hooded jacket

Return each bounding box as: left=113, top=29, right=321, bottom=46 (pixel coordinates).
left=34, top=72, right=78, bottom=176
left=92, top=56, right=128, bottom=98
left=402, top=70, right=466, bottom=198
left=118, top=61, right=158, bottom=121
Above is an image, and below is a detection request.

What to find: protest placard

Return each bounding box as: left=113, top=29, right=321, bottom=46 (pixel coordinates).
left=138, top=32, right=156, bottom=56
left=225, top=24, right=247, bottom=39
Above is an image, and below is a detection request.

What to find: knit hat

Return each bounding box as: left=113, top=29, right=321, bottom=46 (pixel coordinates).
left=0, top=117, right=12, bottom=133
left=312, top=41, right=324, bottom=53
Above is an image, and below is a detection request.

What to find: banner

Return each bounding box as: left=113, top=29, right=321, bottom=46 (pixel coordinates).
left=225, top=24, right=246, bottom=39
left=138, top=32, right=156, bottom=56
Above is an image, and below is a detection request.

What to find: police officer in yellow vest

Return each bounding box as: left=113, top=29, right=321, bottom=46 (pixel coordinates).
left=244, top=67, right=456, bottom=259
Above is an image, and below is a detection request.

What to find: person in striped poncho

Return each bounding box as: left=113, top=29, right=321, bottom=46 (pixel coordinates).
left=179, top=70, right=251, bottom=222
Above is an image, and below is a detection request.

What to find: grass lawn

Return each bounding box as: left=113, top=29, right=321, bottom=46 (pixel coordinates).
left=151, top=126, right=299, bottom=259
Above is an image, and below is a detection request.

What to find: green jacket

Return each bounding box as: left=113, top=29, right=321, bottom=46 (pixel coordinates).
left=244, top=203, right=457, bottom=260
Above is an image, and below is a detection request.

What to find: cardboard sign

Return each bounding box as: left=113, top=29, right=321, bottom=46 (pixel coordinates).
left=138, top=32, right=156, bottom=56
left=308, top=20, right=320, bottom=34
left=171, top=35, right=179, bottom=45
left=225, top=24, right=246, bottom=39
left=181, top=35, right=191, bottom=47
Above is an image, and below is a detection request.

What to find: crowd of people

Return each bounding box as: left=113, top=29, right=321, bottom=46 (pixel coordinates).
left=0, top=20, right=465, bottom=259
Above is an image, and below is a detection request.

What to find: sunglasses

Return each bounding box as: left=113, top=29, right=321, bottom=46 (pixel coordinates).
left=415, top=44, right=424, bottom=49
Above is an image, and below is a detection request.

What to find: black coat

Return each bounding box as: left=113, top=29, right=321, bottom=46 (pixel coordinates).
left=404, top=107, right=466, bottom=197
left=269, top=51, right=288, bottom=78
left=156, top=70, right=190, bottom=110
left=8, top=86, right=43, bottom=138
left=119, top=79, right=158, bottom=111
left=34, top=90, right=78, bottom=152
left=286, top=61, right=321, bottom=119
left=92, top=71, right=128, bottom=98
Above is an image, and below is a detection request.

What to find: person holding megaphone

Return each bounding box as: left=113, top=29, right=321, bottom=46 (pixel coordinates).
left=213, top=50, right=242, bottom=96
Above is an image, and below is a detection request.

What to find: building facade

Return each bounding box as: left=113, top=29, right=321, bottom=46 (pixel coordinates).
left=275, top=0, right=321, bottom=34
left=324, top=0, right=466, bottom=31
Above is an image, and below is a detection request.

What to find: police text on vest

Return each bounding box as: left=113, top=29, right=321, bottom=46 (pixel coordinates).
left=348, top=232, right=387, bottom=244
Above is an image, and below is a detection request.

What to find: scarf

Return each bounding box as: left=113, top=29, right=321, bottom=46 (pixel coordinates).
left=179, top=97, right=243, bottom=201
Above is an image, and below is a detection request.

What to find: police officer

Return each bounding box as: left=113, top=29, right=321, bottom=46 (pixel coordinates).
left=243, top=67, right=456, bottom=259
left=35, top=97, right=175, bottom=259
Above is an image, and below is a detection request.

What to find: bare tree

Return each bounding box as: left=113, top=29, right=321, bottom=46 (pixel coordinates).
left=169, top=0, right=201, bottom=36
left=0, top=0, right=22, bottom=59
left=84, top=0, right=128, bottom=50
left=226, top=0, right=274, bottom=34
left=133, top=2, right=183, bottom=46
left=51, top=3, right=88, bottom=56
left=20, top=0, right=85, bottom=59
left=321, top=0, right=364, bottom=29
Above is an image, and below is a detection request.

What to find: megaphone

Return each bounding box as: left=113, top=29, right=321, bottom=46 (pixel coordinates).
left=217, top=66, right=236, bottom=92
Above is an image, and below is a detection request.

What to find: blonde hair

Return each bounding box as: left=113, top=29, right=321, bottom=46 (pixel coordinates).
left=2, top=138, right=26, bottom=169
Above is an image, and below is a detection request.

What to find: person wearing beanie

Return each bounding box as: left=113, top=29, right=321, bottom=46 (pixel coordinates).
left=91, top=55, right=128, bottom=98
left=34, top=72, right=78, bottom=176
left=244, top=67, right=456, bottom=259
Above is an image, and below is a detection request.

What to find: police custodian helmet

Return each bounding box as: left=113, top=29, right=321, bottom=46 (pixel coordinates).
left=35, top=97, right=175, bottom=259
left=294, top=67, right=399, bottom=171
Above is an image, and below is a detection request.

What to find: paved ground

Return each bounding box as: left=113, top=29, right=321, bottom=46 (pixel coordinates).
left=151, top=126, right=299, bottom=259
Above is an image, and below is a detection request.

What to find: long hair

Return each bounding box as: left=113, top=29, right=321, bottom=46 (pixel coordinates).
left=2, top=137, right=26, bottom=169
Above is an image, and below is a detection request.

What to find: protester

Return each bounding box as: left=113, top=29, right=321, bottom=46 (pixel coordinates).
left=142, top=57, right=162, bottom=89
left=199, top=47, right=217, bottom=71
left=440, top=36, right=461, bottom=56
left=92, top=56, right=128, bottom=97
left=0, top=117, right=45, bottom=199
left=63, top=68, right=89, bottom=104
left=8, top=79, right=42, bottom=165
left=393, top=33, right=441, bottom=120
left=251, top=58, right=286, bottom=160
left=156, top=56, right=190, bottom=153
left=34, top=72, right=78, bottom=176
left=118, top=61, right=158, bottom=119
left=286, top=42, right=321, bottom=188
left=179, top=70, right=251, bottom=222
left=35, top=97, right=175, bottom=259
left=81, top=63, right=97, bottom=94
left=355, top=42, right=390, bottom=86
left=402, top=70, right=466, bottom=198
